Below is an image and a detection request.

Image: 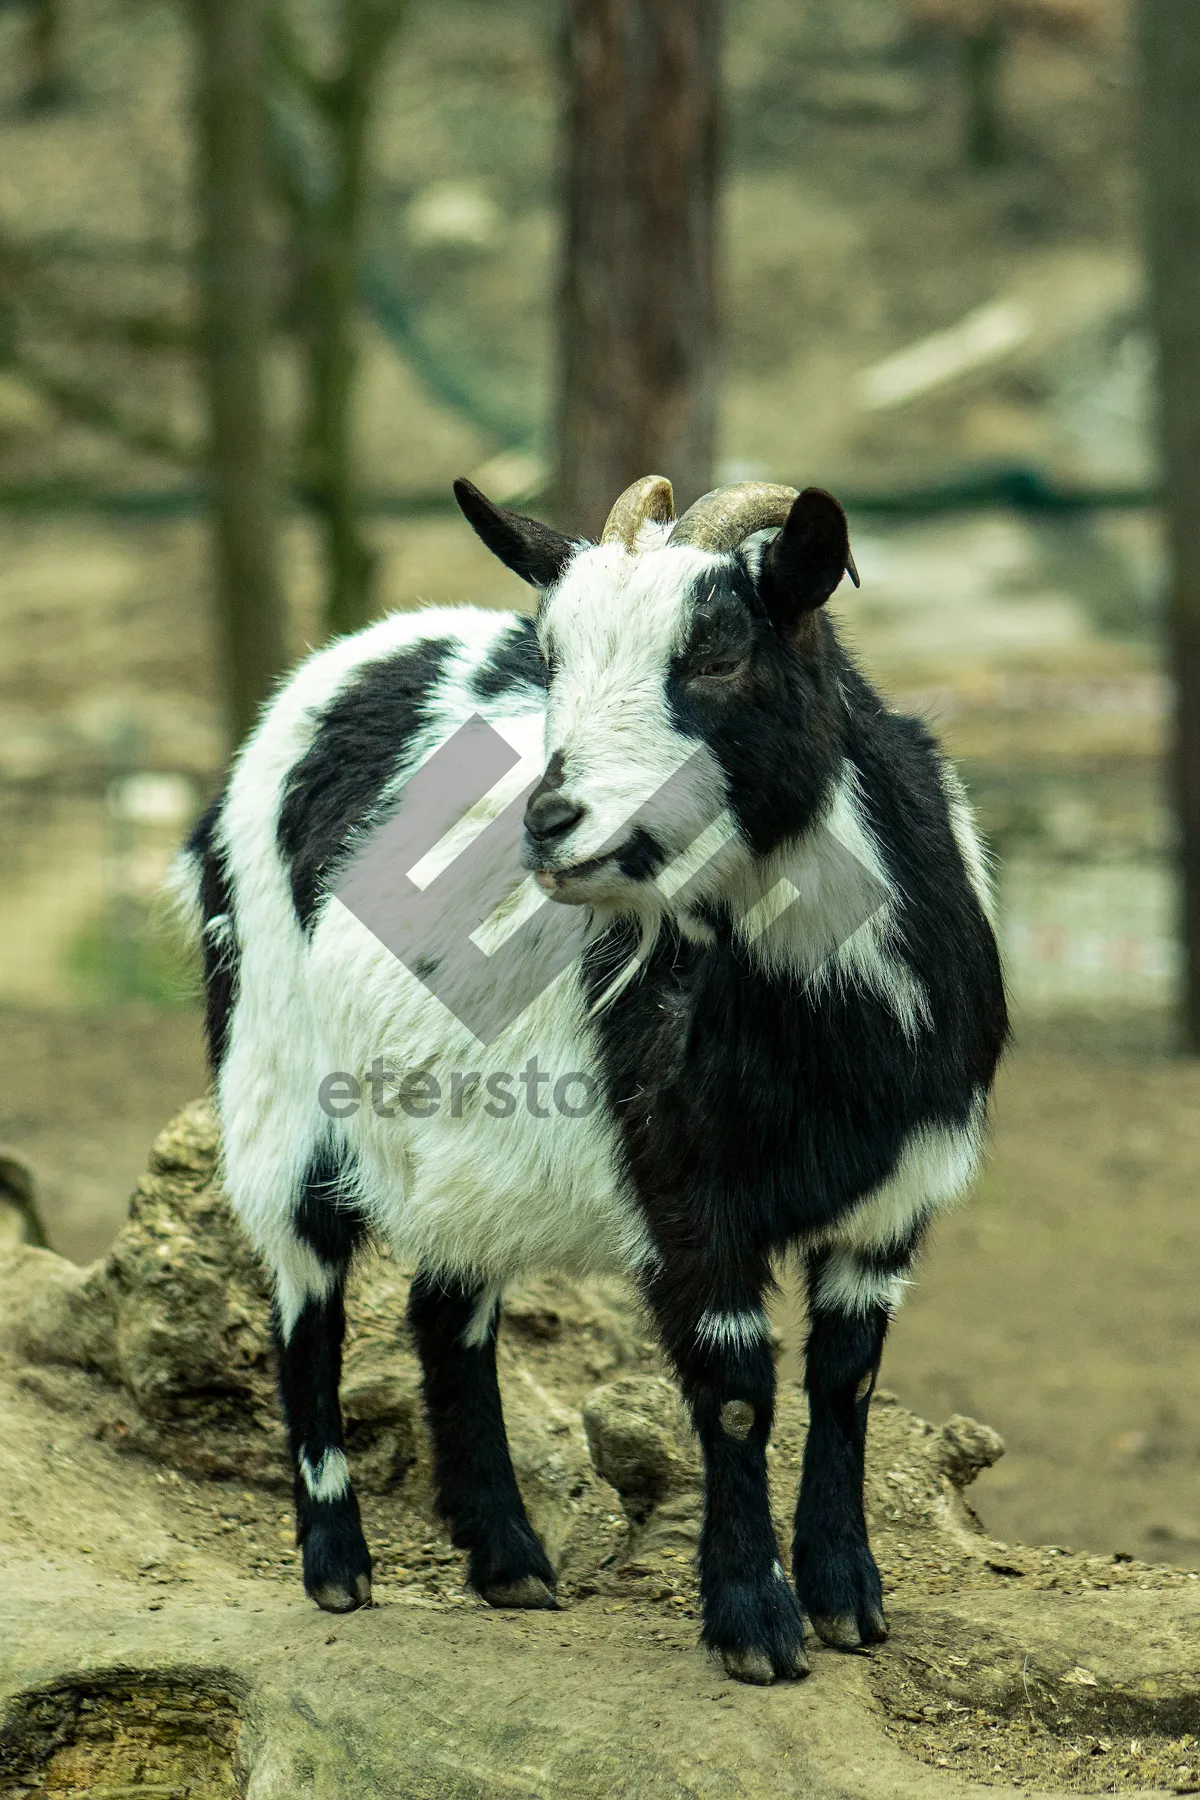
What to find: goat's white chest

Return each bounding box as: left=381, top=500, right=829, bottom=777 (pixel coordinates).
left=315, top=935, right=652, bottom=1286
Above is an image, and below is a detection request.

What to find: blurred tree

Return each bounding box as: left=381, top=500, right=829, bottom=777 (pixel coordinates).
left=554, top=0, right=721, bottom=538
left=961, top=15, right=1005, bottom=167
left=191, top=0, right=289, bottom=749
left=1139, top=0, right=1200, bottom=1052
left=908, top=0, right=1110, bottom=169
left=269, top=1, right=408, bottom=638
left=22, top=0, right=66, bottom=113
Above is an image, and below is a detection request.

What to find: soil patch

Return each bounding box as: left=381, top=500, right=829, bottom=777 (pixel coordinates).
left=874, top=1600, right=1200, bottom=1793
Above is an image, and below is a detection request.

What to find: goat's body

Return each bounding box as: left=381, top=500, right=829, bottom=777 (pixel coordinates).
left=181, top=485, right=1006, bottom=1676
left=190, top=603, right=999, bottom=1328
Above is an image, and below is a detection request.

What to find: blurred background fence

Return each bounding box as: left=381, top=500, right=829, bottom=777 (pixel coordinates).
left=0, top=0, right=1180, bottom=1035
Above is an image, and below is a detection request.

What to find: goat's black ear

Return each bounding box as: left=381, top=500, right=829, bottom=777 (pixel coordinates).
left=453, top=479, right=579, bottom=589
left=758, top=488, right=857, bottom=634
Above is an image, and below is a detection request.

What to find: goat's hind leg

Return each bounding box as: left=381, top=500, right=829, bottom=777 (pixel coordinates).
left=273, top=1175, right=372, bottom=1612
left=408, top=1269, right=556, bottom=1608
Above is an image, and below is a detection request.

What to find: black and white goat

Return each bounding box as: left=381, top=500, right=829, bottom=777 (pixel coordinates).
left=176, top=476, right=1006, bottom=1684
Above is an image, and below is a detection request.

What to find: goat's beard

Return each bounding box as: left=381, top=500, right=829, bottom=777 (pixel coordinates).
left=581, top=886, right=669, bottom=1016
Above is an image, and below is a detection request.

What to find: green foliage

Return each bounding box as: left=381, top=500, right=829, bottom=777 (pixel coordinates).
left=66, top=898, right=200, bottom=1011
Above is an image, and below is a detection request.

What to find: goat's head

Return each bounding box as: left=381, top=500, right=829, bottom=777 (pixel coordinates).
left=454, top=473, right=859, bottom=914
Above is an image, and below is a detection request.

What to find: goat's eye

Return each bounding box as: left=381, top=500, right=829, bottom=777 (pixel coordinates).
left=692, top=656, right=741, bottom=681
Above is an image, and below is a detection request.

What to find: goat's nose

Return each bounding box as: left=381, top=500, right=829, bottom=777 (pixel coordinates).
left=524, top=790, right=585, bottom=844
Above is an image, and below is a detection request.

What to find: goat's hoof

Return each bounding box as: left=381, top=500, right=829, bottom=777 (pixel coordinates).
left=301, top=1500, right=372, bottom=1613
left=721, top=1641, right=809, bottom=1685
left=795, top=1537, right=887, bottom=1650
left=311, top=1571, right=372, bottom=1613
left=481, top=1574, right=559, bottom=1610
left=706, top=1572, right=809, bottom=1683
left=468, top=1517, right=558, bottom=1607
left=809, top=1607, right=887, bottom=1648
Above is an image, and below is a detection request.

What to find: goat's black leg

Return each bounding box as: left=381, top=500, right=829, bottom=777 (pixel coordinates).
left=792, top=1247, right=896, bottom=1648
left=275, top=1276, right=372, bottom=1613
left=408, top=1268, right=557, bottom=1608
left=643, top=1272, right=807, bottom=1684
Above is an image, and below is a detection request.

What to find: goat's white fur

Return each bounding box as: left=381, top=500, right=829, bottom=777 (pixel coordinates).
left=813, top=1255, right=909, bottom=1318
left=300, top=1447, right=351, bottom=1502
left=696, top=1308, right=772, bottom=1351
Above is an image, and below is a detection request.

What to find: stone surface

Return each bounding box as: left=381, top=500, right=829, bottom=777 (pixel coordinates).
left=2, top=1102, right=1199, bottom=1798
left=582, top=1373, right=701, bottom=1509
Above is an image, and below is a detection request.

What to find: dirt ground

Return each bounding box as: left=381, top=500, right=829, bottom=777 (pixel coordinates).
left=4, top=1103, right=1200, bottom=1800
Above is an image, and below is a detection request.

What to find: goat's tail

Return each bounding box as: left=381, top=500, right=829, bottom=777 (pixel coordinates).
left=162, top=845, right=204, bottom=943
left=162, top=794, right=223, bottom=945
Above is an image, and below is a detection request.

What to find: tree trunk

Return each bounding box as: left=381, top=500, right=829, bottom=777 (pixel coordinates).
left=554, top=0, right=721, bottom=539
left=297, top=19, right=380, bottom=642
left=192, top=0, right=288, bottom=750
left=272, top=1, right=406, bottom=639
left=23, top=0, right=66, bottom=112
left=1138, top=0, right=1200, bottom=1050
left=303, top=117, right=377, bottom=641
left=962, top=21, right=1005, bottom=169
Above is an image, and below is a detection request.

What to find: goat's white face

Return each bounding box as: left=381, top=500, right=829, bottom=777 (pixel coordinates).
left=529, top=538, right=729, bottom=906
left=453, top=474, right=857, bottom=915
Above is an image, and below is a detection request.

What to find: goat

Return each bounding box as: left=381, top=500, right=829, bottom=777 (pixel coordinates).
left=175, top=475, right=1007, bottom=1684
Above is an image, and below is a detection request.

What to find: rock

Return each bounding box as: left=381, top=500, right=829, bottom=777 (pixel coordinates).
left=0, top=1098, right=650, bottom=1540
left=5, top=1329, right=1197, bottom=1800
left=503, top=1273, right=648, bottom=1377
left=582, top=1374, right=701, bottom=1510
left=934, top=1413, right=1006, bottom=1488
left=109, top=1177, right=272, bottom=1424
left=0, top=1246, right=115, bottom=1370
left=502, top=1282, right=565, bottom=1340
left=340, top=1334, right=422, bottom=1491
left=0, top=1202, right=22, bottom=1254
left=6, top=1100, right=414, bottom=1487
left=8, top=1100, right=287, bottom=1481
left=340, top=1338, right=420, bottom=1427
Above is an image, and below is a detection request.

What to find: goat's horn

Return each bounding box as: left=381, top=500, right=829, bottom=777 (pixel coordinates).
left=601, top=475, right=675, bottom=549
left=667, top=482, right=799, bottom=551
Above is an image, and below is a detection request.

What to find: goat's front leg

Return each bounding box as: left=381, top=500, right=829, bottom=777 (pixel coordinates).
left=792, top=1247, right=895, bottom=1648
left=408, top=1268, right=557, bottom=1608
left=275, top=1275, right=372, bottom=1613
left=644, top=1271, right=808, bottom=1684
